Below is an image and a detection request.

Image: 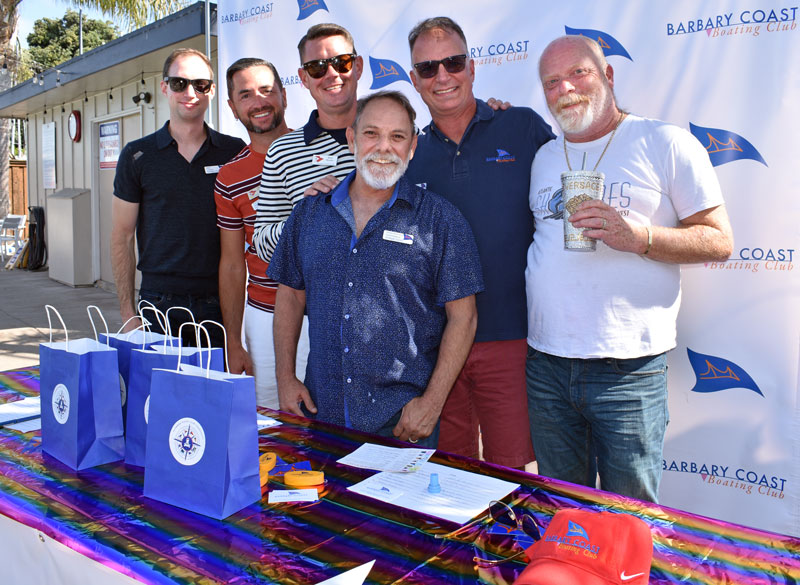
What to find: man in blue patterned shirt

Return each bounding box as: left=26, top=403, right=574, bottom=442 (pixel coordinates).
left=268, top=91, right=483, bottom=447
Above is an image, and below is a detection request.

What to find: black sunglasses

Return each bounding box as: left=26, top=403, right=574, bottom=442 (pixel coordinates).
left=301, top=53, right=357, bottom=79
left=435, top=500, right=541, bottom=566
left=163, top=76, right=213, bottom=94
left=412, top=54, right=468, bottom=79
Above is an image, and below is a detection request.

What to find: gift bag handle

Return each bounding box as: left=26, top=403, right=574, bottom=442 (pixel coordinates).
left=177, top=321, right=212, bottom=377
left=117, top=314, right=152, bottom=336
left=137, top=305, right=170, bottom=349
left=137, top=300, right=169, bottom=337
left=86, top=305, right=110, bottom=345
left=44, top=304, right=69, bottom=349
left=198, top=320, right=229, bottom=374
left=112, top=299, right=159, bottom=336
left=165, top=306, right=197, bottom=343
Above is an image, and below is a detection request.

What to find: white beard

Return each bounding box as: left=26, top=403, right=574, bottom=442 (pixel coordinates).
left=355, top=144, right=409, bottom=190
left=552, top=82, right=612, bottom=135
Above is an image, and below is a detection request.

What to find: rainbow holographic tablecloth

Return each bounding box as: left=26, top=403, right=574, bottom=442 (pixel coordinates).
left=0, top=367, right=798, bottom=584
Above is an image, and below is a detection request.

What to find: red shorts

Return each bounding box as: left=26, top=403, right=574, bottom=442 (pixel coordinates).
left=438, top=339, right=534, bottom=468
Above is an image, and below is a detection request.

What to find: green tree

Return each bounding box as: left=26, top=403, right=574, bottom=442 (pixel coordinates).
left=27, top=10, right=119, bottom=69
left=0, top=0, right=21, bottom=216
left=73, top=0, right=189, bottom=31
left=0, top=0, right=185, bottom=216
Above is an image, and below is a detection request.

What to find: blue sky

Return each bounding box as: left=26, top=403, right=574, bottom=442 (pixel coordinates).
left=16, top=1, right=115, bottom=48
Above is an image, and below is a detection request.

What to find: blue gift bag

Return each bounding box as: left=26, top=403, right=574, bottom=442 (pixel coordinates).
left=95, top=304, right=179, bottom=429
left=144, top=362, right=260, bottom=519
left=39, top=306, right=124, bottom=470
left=125, top=344, right=223, bottom=467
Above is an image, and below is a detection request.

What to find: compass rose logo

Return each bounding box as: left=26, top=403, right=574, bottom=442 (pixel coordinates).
left=169, top=417, right=206, bottom=466
left=52, top=383, right=70, bottom=424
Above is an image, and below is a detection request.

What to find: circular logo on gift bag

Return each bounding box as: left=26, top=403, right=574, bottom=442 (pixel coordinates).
left=169, top=417, right=205, bottom=466
left=52, top=384, right=70, bottom=424
left=119, top=373, right=127, bottom=407
left=144, top=395, right=150, bottom=424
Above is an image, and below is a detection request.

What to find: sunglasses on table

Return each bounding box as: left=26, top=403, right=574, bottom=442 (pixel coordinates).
left=435, top=500, right=541, bottom=566
left=301, top=53, right=358, bottom=79
left=412, top=54, right=468, bottom=79
left=163, top=76, right=213, bottom=94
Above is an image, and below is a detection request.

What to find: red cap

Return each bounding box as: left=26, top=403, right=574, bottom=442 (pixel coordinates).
left=513, top=509, right=653, bottom=585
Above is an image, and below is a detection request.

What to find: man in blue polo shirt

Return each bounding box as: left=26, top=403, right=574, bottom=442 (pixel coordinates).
left=405, top=17, right=554, bottom=468
left=269, top=91, right=483, bottom=446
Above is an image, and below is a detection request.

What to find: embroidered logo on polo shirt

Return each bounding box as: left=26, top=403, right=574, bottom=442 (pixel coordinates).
left=485, top=148, right=516, bottom=163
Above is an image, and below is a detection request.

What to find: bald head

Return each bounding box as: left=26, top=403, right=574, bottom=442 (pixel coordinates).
left=538, top=34, right=620, bottom=142
left=539, top=35, right=608, bottom=80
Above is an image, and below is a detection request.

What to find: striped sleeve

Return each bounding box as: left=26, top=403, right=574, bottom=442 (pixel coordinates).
left=252, top=130, right=355, bottom=263
left=215, top=147, right=251, bottom=230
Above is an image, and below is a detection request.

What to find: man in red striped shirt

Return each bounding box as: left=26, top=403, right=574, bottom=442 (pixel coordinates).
left=215, top=58, right=308, bottom=408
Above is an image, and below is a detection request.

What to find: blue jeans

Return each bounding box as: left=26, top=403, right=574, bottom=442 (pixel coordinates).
left=138, top=290, right=224, bottom=349
left=525, top=347, right=669, bottom=502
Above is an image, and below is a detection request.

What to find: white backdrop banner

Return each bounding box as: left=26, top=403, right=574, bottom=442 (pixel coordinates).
left=217, top=0, right=800, bottom=537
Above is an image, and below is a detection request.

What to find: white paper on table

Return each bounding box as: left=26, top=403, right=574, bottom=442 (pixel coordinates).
left=6, top=418, right=41, bottom=433
left=337, top=443, right=435, bottom=472
left=0, top=396, right=41, bottom=426
left=348, top=462, right=519, bottom=525
left=268, top=489, right=319, bottom=503
left=256, top=413, right=281, bottom=428
left=314, top=560, right=375, bottom=585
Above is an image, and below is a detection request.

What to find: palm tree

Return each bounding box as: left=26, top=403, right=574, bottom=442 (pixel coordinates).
left=0, top=0, right=185, bottom=216
left=0, top=0, right=21, bottom=217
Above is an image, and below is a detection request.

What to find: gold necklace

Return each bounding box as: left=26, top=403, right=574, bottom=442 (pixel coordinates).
left=564, top=111, right=627, bottom=171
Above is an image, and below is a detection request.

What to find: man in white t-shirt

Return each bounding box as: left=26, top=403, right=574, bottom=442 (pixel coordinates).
left=525, top=35, right=733, bottom=502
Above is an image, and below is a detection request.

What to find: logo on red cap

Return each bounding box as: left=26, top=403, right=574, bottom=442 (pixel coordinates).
left=543, top=519, right=600, bottom=555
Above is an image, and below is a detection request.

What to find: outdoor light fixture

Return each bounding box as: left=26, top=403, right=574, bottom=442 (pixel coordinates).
left=55, top=69, right=75, bottom=88
left=1, top=61, right=7, bottom=76
left=132, top=91, right=152, bottom=105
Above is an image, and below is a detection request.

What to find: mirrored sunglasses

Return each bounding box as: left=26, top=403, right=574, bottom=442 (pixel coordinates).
left=164, top=76, right=213, bottom=94
left=471, top=501, right=541, bottom=567
left=436, top=500, right=541, bottom=542
left=412, top=54, right=468, bottom=79
left=301, top=53, right=357, bottom=79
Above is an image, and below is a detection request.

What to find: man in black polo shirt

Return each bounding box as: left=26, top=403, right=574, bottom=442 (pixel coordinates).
left=111, top=48, right=245, bottom=347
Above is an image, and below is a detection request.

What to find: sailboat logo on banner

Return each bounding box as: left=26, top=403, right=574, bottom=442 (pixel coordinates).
left=687, top=348, right=764, bottom=396
left=369, top=57, right=412, bottom=89
left=297, top=0, right=328, bottom=20
left=564, top=26, right=632, bottom=60
left=689, top=123, right=767, bottom=167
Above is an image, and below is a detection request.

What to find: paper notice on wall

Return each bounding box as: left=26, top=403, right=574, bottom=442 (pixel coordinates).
left=99, top=121, right=121, bottom=169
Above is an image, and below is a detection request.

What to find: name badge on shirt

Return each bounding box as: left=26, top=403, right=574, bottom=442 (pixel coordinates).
left=312, top=154, right=338, bottom=166
left=383, top=230, right=414, bottom=245
left=204, top=165, right=221, bottom=174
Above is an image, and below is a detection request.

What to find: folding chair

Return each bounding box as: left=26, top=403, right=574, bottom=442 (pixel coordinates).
left=0, top=215, right=26, bottom=261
